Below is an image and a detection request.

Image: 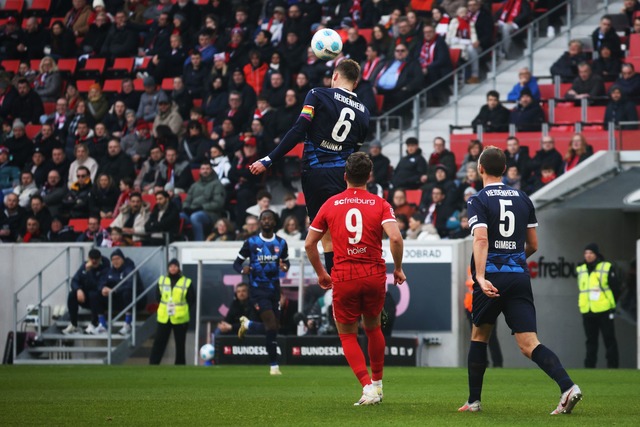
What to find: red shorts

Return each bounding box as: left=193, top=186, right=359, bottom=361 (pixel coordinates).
left=332, top=272, right=386, bottom=324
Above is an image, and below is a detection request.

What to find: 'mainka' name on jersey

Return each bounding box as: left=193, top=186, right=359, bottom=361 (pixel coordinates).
left=333, top=92, right=365, bottom=112
left=485, top=189, right=520, bottom=197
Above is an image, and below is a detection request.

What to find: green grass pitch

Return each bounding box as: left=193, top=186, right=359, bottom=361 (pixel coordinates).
left=0, top=366, right=638, bottom=426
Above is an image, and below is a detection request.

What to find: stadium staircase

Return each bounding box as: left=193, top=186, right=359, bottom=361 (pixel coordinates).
left=12, top=247, right=165, bottom=365
left=375, top=0, right=622, bottom=167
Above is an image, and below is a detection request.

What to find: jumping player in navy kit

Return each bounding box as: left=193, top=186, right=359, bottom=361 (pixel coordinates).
left=233, top=209, right=290, bottom=375
left=249, top=59, right=370, bottom=276
left=459, top=146, right=582, bottom=415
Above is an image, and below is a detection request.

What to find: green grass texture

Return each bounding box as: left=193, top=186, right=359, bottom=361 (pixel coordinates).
left=0, top=366, right=638, bottom=426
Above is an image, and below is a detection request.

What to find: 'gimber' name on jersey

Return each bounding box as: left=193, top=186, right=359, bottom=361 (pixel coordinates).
left=333, top=92, right=365, bottom=112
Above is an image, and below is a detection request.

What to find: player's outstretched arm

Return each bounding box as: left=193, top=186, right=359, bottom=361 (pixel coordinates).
left=383, top=222, right=406, bottom=285
left=473, top=227, right=500, bottom=298
left=304, top=229, right=332, bottom=289
left=249, top=115, right=312, bottom=175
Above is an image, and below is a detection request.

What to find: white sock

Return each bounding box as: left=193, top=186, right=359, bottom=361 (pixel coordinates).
left=372, top=380, right=382, bottom=386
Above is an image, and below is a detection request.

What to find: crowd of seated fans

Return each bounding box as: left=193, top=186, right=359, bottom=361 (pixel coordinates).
left=0, top=0, right=618, bottom=245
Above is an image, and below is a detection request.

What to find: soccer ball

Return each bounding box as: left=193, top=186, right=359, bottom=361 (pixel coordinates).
left=311, top=28, right=343, bottom=61
left=200, top=343, right=215, bottom=361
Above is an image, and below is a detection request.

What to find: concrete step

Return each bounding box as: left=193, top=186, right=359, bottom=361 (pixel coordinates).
left=41, top=333, right=127, bottom=341
left=26, top=346, right=110, bottom=353
left=14, top=358, right=105, bottom=365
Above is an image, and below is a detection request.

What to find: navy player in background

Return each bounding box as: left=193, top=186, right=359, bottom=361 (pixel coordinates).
left=459, top=147, right=582, bottom=415
left=249, top=59, right=370, bottom=277
left=233, top=209, right=290, bottom=375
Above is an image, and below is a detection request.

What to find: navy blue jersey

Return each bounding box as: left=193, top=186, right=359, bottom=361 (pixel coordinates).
left=236, top=233, right=289, bottom=290
left=467, top=182, right=538, bottom=275
left=300, top=87, right=370, bottom=170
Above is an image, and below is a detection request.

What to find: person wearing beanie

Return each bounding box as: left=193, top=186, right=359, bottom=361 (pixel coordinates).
left=62, top=249, right=110, bottom=335
left=149, top=258, right=194, bottom=365
left=576, top=243, right=619, bottom=368
left=509, top=86, right=545, bottom=132
left=91, top=248, right=141, bottom=335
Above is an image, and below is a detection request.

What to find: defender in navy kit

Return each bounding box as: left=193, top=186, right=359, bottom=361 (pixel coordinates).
left=459, top=146, right=582, bottom=415
left=249, top=59, right=370, bottom=275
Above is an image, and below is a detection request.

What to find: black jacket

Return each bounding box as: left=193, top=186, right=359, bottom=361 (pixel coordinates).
left=472, top=104, right=511, bottom=132
left=591, top=27, right=622, bottom=59
left=604, top=98, right=639, bottom=130
left=531, top=147, right=564, bottom=177
left=423, top=35, right=454, bottom=84
left=510, top=102, right=545, bottom=132
left=71, top=256, right=110, bottom=292
left=391, top=148, right=428, bottom=190
left=550, top=52, right=590, bottom=83
left=97, top=151, right=136, bottom=184
left=504, top=146, right=532, bottom=180
left=100, top=25, right=138, bottom=59
left=371, top=152, right=392, bottom=188
left=145, top=200, right=181, bottom=238
left=10, top=90, right=44, bottom=125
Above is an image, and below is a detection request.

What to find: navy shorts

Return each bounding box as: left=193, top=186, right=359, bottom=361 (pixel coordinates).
left=249, top=286, right=280, bottom=317
left=302, top=167, right=347, bottom=221
left=471, top=272, right=537, bottom=334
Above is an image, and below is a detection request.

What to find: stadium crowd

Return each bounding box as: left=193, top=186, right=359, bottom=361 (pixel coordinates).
left=0, top=0, right=632, bottom=244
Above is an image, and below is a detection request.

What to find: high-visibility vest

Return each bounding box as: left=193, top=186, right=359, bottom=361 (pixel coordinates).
left=156, top=275, right=191, bottom=324
left=576, top=262, right=615, bottom=314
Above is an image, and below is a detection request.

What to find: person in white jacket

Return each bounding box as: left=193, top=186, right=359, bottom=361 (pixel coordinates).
left=446, top=7, right=480, bottom=84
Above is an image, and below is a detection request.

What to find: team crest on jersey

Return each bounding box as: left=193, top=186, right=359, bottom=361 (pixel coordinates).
left=255, top=303, right=261, bottom=311
left=274, top=246, right=280, bottom=254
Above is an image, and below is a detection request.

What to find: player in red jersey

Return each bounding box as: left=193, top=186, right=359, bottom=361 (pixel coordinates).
left=305, top=152, right=406, bottom=406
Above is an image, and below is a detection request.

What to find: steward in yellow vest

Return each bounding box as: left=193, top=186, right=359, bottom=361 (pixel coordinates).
left=149, top=259, right=194, bottom=365
left=576, top=243, right=618, bottom=368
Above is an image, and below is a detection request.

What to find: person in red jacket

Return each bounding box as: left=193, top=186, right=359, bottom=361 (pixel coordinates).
left=243, top=50, right=268, bottom=96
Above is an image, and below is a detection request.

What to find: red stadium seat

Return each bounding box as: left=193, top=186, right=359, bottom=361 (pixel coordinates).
left=30, top=59, right=41, bottom=71
left=191, top=168, right=200, bottom=182
left=538, top=84, right=555, bottom=100
left=449, top=133, right=478, bottom=166
left=296, top=192, right=306, bottom=206
left=21, top=17, right=41, bottom=29
left=558, top=83, right=572, bottom=98
left=481, top=132, right=510, bottom=148
left=618, top=130, right=640, bottom=150
left=375, top=94, right=384, bottom=113
left=133, top=78, right=145, bottom=91
left=449, top=48, right=462, bottom=69
left=0, top=0, right=25, bottom=17
left=285, top=143, right=304, bottom=158
left=78, top=58, right=106, bottom=78
left=585, top=106, right=606, bottom=124
left=68, top=219, right=89, bottom=232
left=629, top=34, right=640, bottom=58
left=358, top=28, right=372, bottom=43
left=136, top=56, right=152, bottom=71
left=103, top=79, right=123, bottom=93
left=513, top=131, right=543, bottom=148
left=1, top=59, right=20, bottom=74
left=101, top=219, right=112, bottom=230
left=43, top=102, right=56, bottom=115
left=161, top=78, right=174, bottom=91
left=192, top=99, right=203, bottom=108
left=405, top=189, right=422, bottom=206
left=76, top=80, right=98, bottom=93
left=25, top=124, right=42, bottom=139
left=48, top=17, right=64, bottom=28
left=553, top=102, right=582, bottom=125
left=108, top=57, right=134, bottom=77
left=27, top=0, right=51, bottom=16
left=56, top=58, right=77, bottom=76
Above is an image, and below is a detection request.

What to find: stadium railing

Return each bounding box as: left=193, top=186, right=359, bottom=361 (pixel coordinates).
left=371, top=0, right=615, bottom=157
left=12, top=246, right=85, bottom=363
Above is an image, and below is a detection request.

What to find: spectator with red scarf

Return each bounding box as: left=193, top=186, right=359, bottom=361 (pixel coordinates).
left=495, top=0, right=532, bottom=58
left=418, top=24, right=453, bottom=105
left=447, top=6, right=480, bottom=84
left=426, top=136, right=457, bottom=182
left=65, top=0, right=92, bottom=38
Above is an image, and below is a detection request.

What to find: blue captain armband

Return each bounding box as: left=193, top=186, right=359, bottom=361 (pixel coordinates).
left=259, top=156, right=273, bottom=168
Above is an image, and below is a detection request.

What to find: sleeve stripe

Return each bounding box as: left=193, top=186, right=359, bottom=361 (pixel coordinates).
left=527, top=223, right=538, bottom=228
left=470, top=223, right=487, bottom=233
left=381, top=219, right=396, bottom=225
left=237, top=255, right=246, bottom=260
left=309, top=226, right=324, bottom=233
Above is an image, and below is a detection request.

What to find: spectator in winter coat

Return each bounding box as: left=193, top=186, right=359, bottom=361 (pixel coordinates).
left=62, top=166, right=93, bottom=218
left=68, top=143, right=98, bottom=189
left=530, top=136, right=564, bottom=179
left=39, top=169, right=66, bottom=217
left=136, top=77, right=161, bottom=123
left=180, top=162, right=226, bottom=241
left=591, top=15, right=622, bottom=59
left=0, top=193, right=26, bottom=242
left=76, top=214, right=109, bottom=246
left=472, top=90, right=511, bottom=133
left=509, top=88, right=545, bottom=132
left=550, top=40, right=589, bottom=83
left=97, top=139, right=136, bottom=185
left=62, top=249, right=110, bottom=335
left=13, top=171, right=38, bottom=209
left=134, top=145, right=164, bottom=193
left=11, top=79, right=44, bottom=125
left=368, top=140, right=391, bottom=190
left=592, top=44, right=622, bottom=82
left=507, top=68, right=541, bottom=102
left=563, top=133, right=593, bottom=173
left=613, top=63, right=640, bottom=100
left=5, top=120, right=33, bottom=170
left=33, top=57, right=62, bottom=103
left=565, top=63, right=605, bottom=101
left=495, top=0, right=531, bottom=58
left=153, top=92, right=184, bottom=138
left=144, top=190, right=181, bottom=244
left=504, top=136, right=532, bottom=181
left=109, top=192, right=150, bottom=243
left=391, top=137, right=427, bottom=190
left=604, top=85, right=639, bottom=130
left=426, top=137, right=457, bottom=182
left=154, top=146, right=193, bottom=194
left=0, top=146, right=19, bottom=191
left=100, top=11, right=138, bottom=60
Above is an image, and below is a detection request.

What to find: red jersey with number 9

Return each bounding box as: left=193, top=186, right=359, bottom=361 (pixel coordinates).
left=310, top=188, right=396, bottom=282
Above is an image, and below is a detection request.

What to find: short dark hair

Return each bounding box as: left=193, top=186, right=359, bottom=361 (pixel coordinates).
left=487, top=90, right=500, bottom=99
left=155, top=190, right=170, bottom=199
left=30, top=194, right=43, bottom=203
left=256, top=189, right=272, bottom=201
left=129, top=191, right=142, bottom=200
left=335, top=59, right=361, bottom=83
left=77, top=166, right=90, bottom=175
left=120, top=177, right=133, bottom=188
left=236, top=282, right=249, bottom=290
left=345, top=152, right=372, bottom=186
left=479, top=146, right=507, bottom=177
